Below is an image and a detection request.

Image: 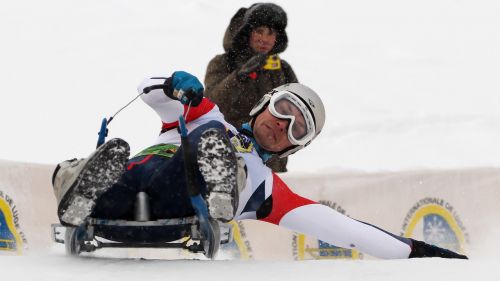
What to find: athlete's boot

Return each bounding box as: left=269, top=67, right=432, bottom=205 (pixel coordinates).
left=409, top=239, right=468, bottom=259
left=52, top=138, right=130, bottom=226
left=197, top=128, right=246, bottom=222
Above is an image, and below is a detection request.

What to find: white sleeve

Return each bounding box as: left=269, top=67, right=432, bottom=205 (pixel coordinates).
left=138, top=77, right=183, bottom=124
left=279, top=204, right=412, bottom=259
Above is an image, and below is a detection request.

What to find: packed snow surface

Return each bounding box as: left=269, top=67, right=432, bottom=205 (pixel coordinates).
left=2, top=248, right=500, bottom=281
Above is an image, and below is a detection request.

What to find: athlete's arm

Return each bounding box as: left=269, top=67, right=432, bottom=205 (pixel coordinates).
left=138, top=77, right=184, bottom=124
left=260, top=174, right=412, bottom=259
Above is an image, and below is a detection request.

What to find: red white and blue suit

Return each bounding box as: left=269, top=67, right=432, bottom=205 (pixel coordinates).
left=92, top=77, right=413, bottom=259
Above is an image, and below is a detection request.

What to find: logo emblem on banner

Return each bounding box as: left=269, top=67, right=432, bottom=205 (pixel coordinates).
left=292, top=201, right=362, bottom=260
left=219, top=221, right=253, bottom=260
left=401, top=197, right=469, bottom=254
left=0, top=191, right=24, bottom=253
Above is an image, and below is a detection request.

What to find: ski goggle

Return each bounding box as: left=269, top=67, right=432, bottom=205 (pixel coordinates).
left=264, top=91, right=316, bottom=146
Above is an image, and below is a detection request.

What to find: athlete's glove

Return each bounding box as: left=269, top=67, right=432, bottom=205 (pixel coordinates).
left=143, top=71, right=204, bottom=106
left=169, top=71, right=204, bottom=106
left=237, top=54, right=267, bottom=80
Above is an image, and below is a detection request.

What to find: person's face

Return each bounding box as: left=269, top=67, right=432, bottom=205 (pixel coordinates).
left=253, top=106, right=293, bottom=152
left=249, top=26, right=277, bottom=54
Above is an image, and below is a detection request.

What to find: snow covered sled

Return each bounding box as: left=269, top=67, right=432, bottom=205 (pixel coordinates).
left=51, top=191, right=233, bottom=259
left=51, top=116, right=234, bottom=259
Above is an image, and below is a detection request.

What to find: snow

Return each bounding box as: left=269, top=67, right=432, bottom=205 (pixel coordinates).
left=2, top=0, right=499, bottom=173
left=1, top=0, right=500, bottom=279
left=3, top=250, right=499, bottom=281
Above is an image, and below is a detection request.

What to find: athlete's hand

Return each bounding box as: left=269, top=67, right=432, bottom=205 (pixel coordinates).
left=141, top=71, right=204, bottom=106
left=159, top=71, right=204, bottom=106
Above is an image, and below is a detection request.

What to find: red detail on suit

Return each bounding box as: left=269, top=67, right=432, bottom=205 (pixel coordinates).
left=160, top=98, right=216, bottom=132
left=260, top=173, right=316, bottom=225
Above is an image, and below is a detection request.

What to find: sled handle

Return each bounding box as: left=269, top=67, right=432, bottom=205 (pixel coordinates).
left=96, top=118, right=108, bottom=148
left=179, top=115, right=214, bottom=244
left=179, top=115, right=200, bottom=197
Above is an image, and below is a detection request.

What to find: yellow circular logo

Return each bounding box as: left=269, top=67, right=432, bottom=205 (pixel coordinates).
left=219, top=221, right=253, bottom=260
left=401, top=197, right=469, bottom=254
left=0, top=192, right=24, bottom=254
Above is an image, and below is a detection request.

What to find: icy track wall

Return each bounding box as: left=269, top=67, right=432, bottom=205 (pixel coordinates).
left=1, top=159, right=499, bottom=259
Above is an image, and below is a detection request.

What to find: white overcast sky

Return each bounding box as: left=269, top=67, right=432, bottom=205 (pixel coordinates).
left=1, top=0, right=499, bottom=173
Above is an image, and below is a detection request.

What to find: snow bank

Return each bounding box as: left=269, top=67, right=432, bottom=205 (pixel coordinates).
left=1, top=160, right=499, bottom=260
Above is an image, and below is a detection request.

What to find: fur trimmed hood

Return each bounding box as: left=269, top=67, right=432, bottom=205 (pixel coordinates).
left=222, top=3, right=288, bottom=54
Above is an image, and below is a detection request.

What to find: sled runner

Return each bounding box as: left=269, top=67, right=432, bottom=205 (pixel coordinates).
left=51, top=194, right=233, bottom=259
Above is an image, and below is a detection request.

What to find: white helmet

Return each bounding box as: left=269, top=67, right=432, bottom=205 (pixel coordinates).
left=249, top=83, right=326, bottom=157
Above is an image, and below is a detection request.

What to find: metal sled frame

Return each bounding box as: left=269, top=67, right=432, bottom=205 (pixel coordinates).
left=51, top=211, right=233, bottom=259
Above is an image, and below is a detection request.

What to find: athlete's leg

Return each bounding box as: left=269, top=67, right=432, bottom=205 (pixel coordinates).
left=146, top=121, right=242, bottom=221
left=52, top=138, right=130, bottom=225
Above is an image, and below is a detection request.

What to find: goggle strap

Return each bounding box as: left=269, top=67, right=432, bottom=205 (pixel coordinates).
left=269, top=144, right=300, bottom=159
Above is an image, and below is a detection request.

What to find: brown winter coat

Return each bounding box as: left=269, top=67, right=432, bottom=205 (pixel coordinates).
left=205, top=52, right=297, bottom=128
left=204, top=6, right=297, bottom=172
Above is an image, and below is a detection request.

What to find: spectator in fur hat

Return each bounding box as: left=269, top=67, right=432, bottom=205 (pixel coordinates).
left=204, top=3, right=298, bottom=173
